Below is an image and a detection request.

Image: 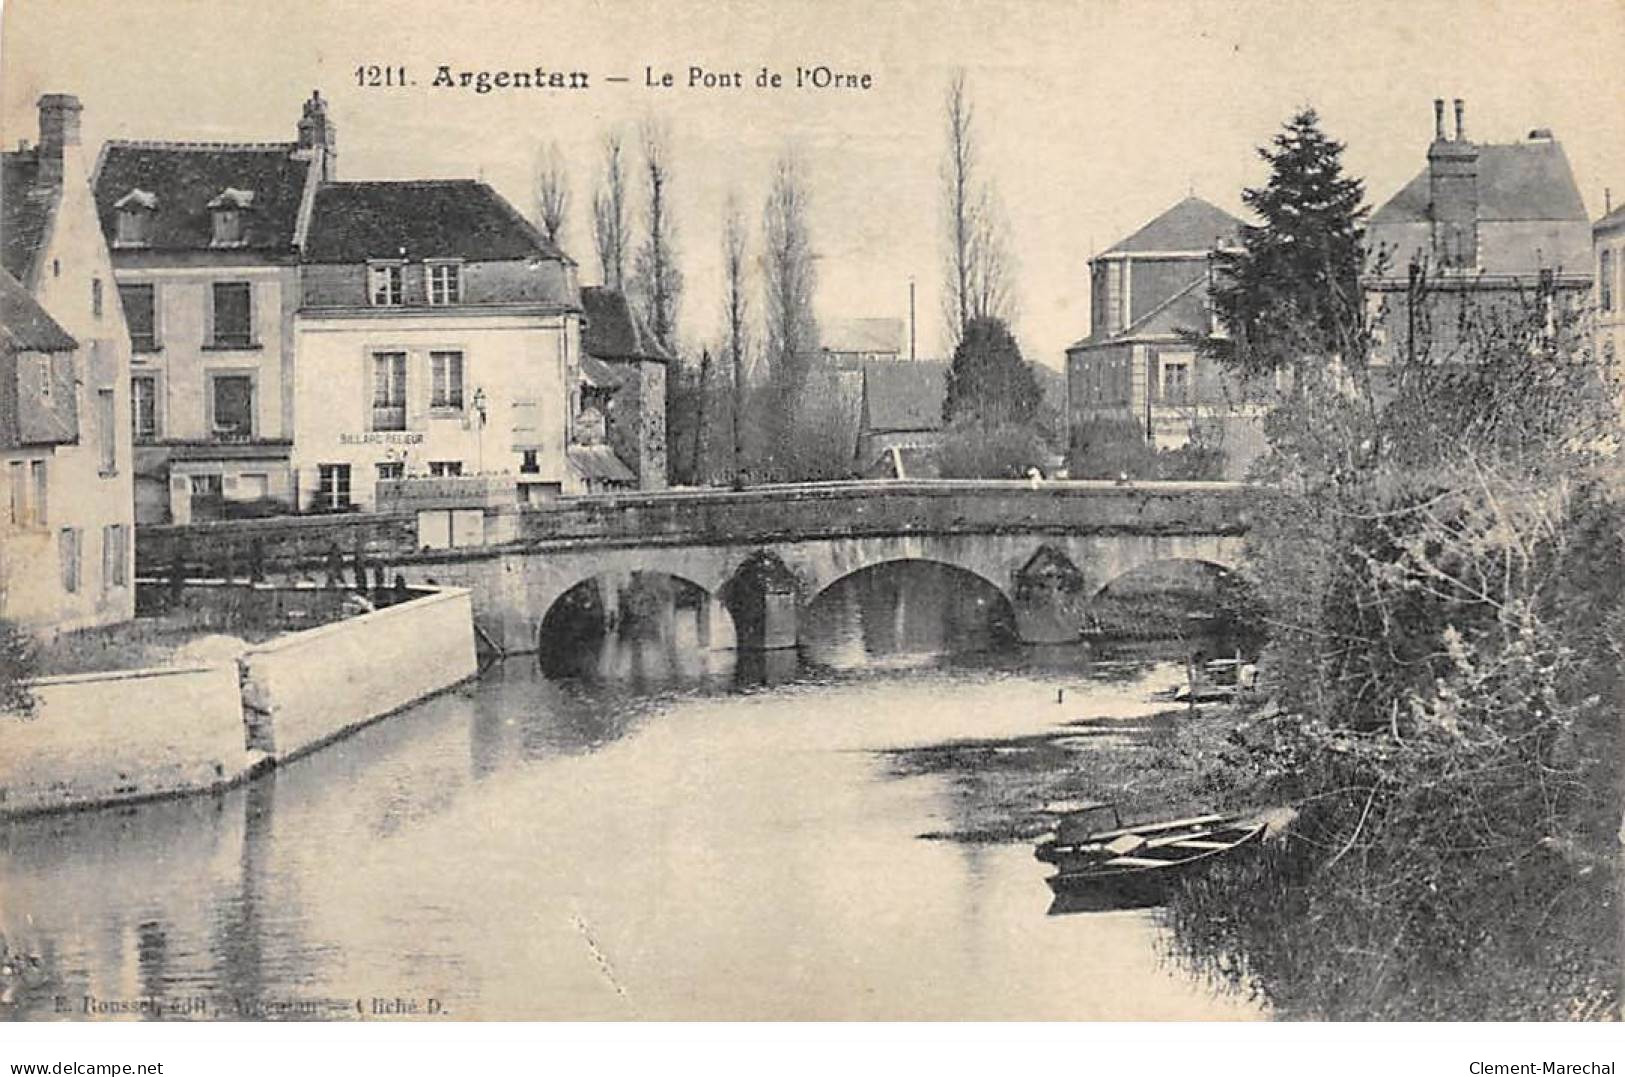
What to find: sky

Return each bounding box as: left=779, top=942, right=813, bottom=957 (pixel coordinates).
left=3, top=0, right=1622, bottom=369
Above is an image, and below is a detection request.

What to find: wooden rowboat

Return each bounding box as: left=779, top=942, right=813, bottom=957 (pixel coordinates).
left=1034, top=802, right=1265, bottom=912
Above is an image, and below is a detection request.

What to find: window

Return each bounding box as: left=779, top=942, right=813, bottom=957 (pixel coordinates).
left=371, top=351, right=407, bottom=430
left=428, top=461, right=463, bottom=478
left=59, top=528, right=81, bottom=593
left=131, top=374, right=158, bottom=440
left=210, top=375, right=254, bottom=439
left=212, top=208, right=242, bottom=246
left=92, top=277, right=103, bottom=318
left=120, top=284, right=157, bottom=351
left=211, top=282, right=253, bottom=347
left=116, top=208, right=153, bottom=247
left=7, top=461, right=24, bottom=527
left=317, top=464, right=352, bottom=510
left=427, top=262, right=462, bottom=305
left=37, top=354, right=51, bottom=399
left=519, top=449, right=539, bottom=474
left=1603, top=249, right=1615, bottom=313
left=96, top=389, right=117, bottom=474
left=189, top=473, right=222, bottom=499
left=1162, top=362, right=1190, bottom=402
left=369, top=263, right=404, bottom=306
left=376, top=461, right=404, bottom=481
left=102, top=524, right=127, bottom=589
left=31, top=461, right=46, bottom=527
left=430, top=350, right=464, bottom=409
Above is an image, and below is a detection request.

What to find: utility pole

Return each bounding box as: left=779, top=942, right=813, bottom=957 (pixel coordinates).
left=908, top=277, right=917, bottom=361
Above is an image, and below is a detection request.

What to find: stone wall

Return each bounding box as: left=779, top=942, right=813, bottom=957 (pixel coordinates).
left=0, top=664, right=250, bottom=817
left=0, top=587, right=478, bottom=817
left=239, top=586, right=477, bottom=762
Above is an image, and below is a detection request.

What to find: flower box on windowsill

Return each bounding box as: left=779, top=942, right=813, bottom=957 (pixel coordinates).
left=201, top=341, right=263, bottom=352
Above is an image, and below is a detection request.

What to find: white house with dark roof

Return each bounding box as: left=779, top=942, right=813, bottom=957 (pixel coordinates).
left=2, top=93, right=135, bottom=633
left=293, top=177, right=583, bottom=511
left=1364, top=99, right=1593, bottom=365
left=1064, top=195, right=1268, bottom=475
left=91, top=91, right=334, bottom=523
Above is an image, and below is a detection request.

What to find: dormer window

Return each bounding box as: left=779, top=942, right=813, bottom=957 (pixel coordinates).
left=207, top=188, right=255, bottom=247
left=113, top=188, right=157, bottom=247
left=426, top=260, right=463, bottom=305
left=368, top=262, right=405, bottom=306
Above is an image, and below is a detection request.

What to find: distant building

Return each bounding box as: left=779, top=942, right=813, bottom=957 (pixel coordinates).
left=2, top=94, right=135, bottom=633
left=855, top=359, right=948, bottom=477
left=1364, top=99, right=1592, bottom=364
left=1595, top=197, right=1624, bottom=377
left=579, top=286, right=669, bottom=491
left=92, top=92, right=332, bottom=523
left=1064, top=196, right=1266, bottom=476
left=821, top=317, right=905, bottom=368
left=294, top=176, right=582, bottom=511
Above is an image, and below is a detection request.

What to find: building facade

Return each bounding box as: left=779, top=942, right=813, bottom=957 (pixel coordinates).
left=1364, top=99, right=1593, bottom=366
left=293, top=179, right=582, bottom=512
left=1065, top=196, right=1266, bottom=477
left=1595, top=200, right=1624, bottom=377
left=579, top=286, right=669, bottom=490
left=1, top=94, right=135, bottom=634
left=92, top=92, right=332, bottom=524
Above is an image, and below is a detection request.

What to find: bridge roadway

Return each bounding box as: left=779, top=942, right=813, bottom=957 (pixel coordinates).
left=136, top=479, right=1254, bottom=651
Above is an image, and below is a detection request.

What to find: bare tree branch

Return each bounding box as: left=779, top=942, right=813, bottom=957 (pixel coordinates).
left=591, top=130, right=628, bottom=290
left=534, top=141, right=570, bottom=249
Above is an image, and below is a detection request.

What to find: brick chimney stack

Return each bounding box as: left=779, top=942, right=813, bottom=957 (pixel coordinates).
left=1428, top=97, right=1479, bottom=270
left=297, top=89, right=336, bottom=181
left=36, top=93, right=83, bottom=187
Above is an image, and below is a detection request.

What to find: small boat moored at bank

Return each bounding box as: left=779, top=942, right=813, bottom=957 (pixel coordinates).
left=1035, top=801, right=1266, bottom=912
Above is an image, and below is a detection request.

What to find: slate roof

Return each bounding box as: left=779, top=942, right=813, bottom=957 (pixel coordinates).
left=567, top=444, right=637, bottom=483
left=823, top=317, right=904, bottom=354
left=861, top=360, right=948, bottom=433
left=1596, top=203, right=1625, bottom=234
left=581, top=286, right=671, bottom=362
left=1371, top=139, right=1590, bottom=225
left=0, top=268, right=77, bottom=353
left=303, top=180, right=566, bottom=264
left=93, top=141, right=313, bottom=252
left=1100, top=196, right=1243, bottom=256
left=1, top=152, right=57, bottom=282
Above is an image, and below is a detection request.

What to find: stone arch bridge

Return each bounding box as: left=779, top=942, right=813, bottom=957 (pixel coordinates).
left=136, top=480, right=1252, bottom=653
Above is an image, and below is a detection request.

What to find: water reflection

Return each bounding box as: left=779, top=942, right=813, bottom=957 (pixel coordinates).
left=1, top=563, right=1261, bottom=1021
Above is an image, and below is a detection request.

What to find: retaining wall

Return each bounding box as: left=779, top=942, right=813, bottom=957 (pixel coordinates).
left=0, top=588, right=479, bottom=817
left=240, top=586, right=478, bottom=762
left=0, top=664, right=251, bottom=817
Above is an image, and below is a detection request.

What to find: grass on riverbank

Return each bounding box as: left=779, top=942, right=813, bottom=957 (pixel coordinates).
left=881, top=700, right=1257, bottom=843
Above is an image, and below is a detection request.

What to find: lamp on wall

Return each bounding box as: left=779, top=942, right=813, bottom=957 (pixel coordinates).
left=472, top=386, right=487, bottom=474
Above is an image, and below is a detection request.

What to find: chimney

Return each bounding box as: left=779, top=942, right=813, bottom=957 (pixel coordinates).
left=1433, top=98, right=1445, bottom=142
left=36, top=93, right=83, bottom=187
left=296, top=89, right=336, bottom=180
left=1428, top=97, right=1479, bottom=270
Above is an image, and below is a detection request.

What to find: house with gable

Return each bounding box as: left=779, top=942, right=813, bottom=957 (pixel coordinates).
left=1065, top=195, right=1268, bottom=476
left=294, top=177, right=582, bottom=511
left=92, top=91, right=333, bottom=523
left=579, top=285, right=669, bottom=490
left=1364, top=99, right=1593, bottom=365
left=2, top=93, right=135, bottom=633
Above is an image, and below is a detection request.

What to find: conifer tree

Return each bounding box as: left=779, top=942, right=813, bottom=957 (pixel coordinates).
left=1207, top=109, right=1368, bottom=377
left=943, top=316, right=1041, bottom=427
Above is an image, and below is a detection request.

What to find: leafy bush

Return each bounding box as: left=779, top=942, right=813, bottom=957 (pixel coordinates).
left=935, top=419, right=1049, bottom=479
left=0, top=618, right=38, bottom=718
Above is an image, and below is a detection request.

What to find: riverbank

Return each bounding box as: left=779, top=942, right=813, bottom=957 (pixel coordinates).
left=882, top=696, right=1255, bottom=843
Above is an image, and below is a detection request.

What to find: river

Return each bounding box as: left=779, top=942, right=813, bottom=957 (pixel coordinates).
left=1, top=564, right=1261, bottom=1021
